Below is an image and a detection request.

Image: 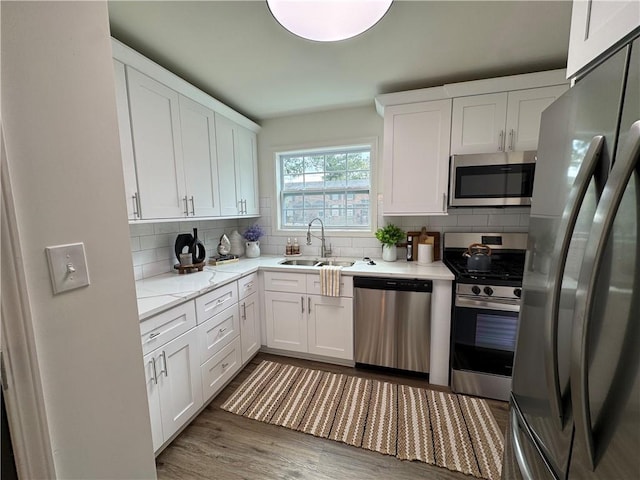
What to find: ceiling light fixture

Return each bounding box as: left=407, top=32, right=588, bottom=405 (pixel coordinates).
left=267, top=0, right=393, bottom=42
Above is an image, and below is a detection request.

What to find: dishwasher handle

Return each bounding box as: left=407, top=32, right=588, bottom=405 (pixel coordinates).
left=353, top=276, right=432, bottom=292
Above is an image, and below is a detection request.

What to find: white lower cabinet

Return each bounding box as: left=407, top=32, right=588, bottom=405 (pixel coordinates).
left=263, top=272, right=354, bottom=361
left=201, top=336, right=242, bottom=400
left=239, top=291, right=260, bottom=364
left=307, top=295, right=353, bottom=360
left=143, top=327, right=203, bottom=453
left=264, top=291, right=308, bottom=353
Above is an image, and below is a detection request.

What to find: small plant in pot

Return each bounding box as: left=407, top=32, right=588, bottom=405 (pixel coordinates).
left=375, top=224, right=405, bottom=262
left=242, top=224, right=265, bottom=258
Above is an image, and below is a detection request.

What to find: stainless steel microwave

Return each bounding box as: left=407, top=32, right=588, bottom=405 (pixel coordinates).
left=449, top=151, right=537, bottom=207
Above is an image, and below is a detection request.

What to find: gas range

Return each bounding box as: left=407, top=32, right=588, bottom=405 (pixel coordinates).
left=443, top=232, right=527, bottom=299
left=443, top=232, right=528, bottom=401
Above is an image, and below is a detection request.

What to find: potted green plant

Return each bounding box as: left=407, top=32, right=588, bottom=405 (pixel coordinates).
left=374, top=224, right=405, bottom=262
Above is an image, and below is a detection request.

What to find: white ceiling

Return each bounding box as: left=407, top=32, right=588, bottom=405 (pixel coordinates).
left=108, top=1, right=573, bottom=123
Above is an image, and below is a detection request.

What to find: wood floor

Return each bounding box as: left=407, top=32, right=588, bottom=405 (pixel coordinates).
left=156, top=353, right=509, bottom=480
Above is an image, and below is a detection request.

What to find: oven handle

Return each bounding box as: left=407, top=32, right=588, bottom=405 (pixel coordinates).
left=455, top=295, right=520, bottom=312
left=545, top=135, right=604, bottom=430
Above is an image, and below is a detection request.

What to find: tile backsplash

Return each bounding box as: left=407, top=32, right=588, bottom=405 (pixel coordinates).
left=130, top=198, right=529, bottom=279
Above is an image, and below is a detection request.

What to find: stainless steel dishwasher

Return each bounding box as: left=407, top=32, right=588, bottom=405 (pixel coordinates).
left=354, top=276, right=432, bottom=374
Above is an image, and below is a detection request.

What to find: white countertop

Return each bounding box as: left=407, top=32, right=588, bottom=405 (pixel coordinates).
left=136, top=255, right=454, bottom=321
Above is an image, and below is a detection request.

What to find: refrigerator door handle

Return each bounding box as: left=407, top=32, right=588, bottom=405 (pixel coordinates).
left=571, top=120, right=640, bottom=471
left=545, top=135, right=604, bottom=429
left=511, top=406, right=536, bottom=480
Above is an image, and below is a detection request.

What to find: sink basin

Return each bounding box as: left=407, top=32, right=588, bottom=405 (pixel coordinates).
left=279, top=259, right=321, bottom=266
left=317, top=260, right=355, bottom=267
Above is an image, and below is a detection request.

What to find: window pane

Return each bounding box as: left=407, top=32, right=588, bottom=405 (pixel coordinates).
left=348, top=151, right=370, bottom=171
left=279, top=145, right=371, bottom=230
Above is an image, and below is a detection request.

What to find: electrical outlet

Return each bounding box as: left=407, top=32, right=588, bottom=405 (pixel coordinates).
left=45, top=242, right=90, bottom=294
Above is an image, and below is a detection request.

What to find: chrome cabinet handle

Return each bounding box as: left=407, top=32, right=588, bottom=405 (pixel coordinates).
left=245, top=282, right=254, bottom=290
left=498, top=130, right=504, bottom=151
left=442, top=193, right=447, bottom=211
left=132, top=193, right=139, bottom=218
left=545, top=135, right=604, bottom=428
left=509, top=129, right=515, bottom=151
left=238, top=199, right=243, bottom=214
left=308, top=296, right=311, bottom=313
left=149, top=358, right=158, bottom=385
left=301, top=296, right=304, bottom=314
left=242, top=302, right=246, bottom=320
left=571, top=121, right=640, bottom=471
left=160, top=351, right=168, bottom=377
left=190, top=196, right=195, bottom=216
left=148, top=332, right=160, bottom=340
left=222, top=362, right=229, bottom=369
left=219, top=327, right=227, bottom=333
left=183, top=196, right=189, bottom=216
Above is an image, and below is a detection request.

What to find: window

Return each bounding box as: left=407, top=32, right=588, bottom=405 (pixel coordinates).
left=278, top=144, right=372, bottom=230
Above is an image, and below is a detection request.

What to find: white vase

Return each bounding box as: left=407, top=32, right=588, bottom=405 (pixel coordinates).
left=229, top=230, right=244, bottom=257
left=382, top=244, right=397, bottom=262
left=245, top=241, right=260, bottom=258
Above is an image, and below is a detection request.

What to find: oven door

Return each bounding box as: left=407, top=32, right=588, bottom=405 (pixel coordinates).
left=450, top=152, right=536, bottom=207
left=452, top=295, right=520, bottom=377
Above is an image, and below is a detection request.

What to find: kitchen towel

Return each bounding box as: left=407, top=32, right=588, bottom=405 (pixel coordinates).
left=417, top=244, right=434, bottom=265
left=320, top=265, right=342, bottom=296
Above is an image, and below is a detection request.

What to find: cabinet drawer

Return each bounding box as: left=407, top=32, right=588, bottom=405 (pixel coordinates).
left=263, top=271, right=306, bottom=293
left=201, top=335, right=241, bottom=402
left=197, top=303, right=240, bottom=365
left=195, top=281, right=238, bottom=323
left=238, top=272, right=258, bottom=300
left=306, top=274, right=353, bottom=297
left=140, top=301, right=196, bottom=356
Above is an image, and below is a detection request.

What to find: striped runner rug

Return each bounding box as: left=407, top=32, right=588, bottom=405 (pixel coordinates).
left=221, top=360, right=504, bottom=480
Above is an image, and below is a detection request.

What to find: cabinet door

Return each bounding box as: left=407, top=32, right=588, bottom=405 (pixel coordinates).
left=126, top=67, right=186, bottom=218
left=567, top=0, right=640, bottom=78
left=239, top=291, right=260, bottom=364
left=214, top=113, right=240, bottom=216
left=451, top=92, right=508, bottom=154
left=383, top=99, right=452, bottom=215
left=264, top=291, right=307, bottom=352
left=142, top=351, right=164, bottom=452
left=179, top=95, right=221, bottom=217
left=234, top=126, right=259, bottom=215
left=505, top=85, right=569, bottom=151
left=157, top=328, right=203, bottom=443
left=307, top=296, right=353, bottom=360
left=113, top=59, right=139, bottom=220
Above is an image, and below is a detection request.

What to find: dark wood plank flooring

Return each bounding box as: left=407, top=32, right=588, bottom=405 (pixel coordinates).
left=156, top=353, right=508, bottom=480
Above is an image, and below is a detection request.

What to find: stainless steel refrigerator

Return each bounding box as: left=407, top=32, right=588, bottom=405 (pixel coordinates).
left=503, top=34, right=640, bottom=479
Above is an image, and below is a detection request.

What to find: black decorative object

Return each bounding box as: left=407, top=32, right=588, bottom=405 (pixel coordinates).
left=174, top=233, right=194, bottom=262
left=190, top=228, right=206, bottom=264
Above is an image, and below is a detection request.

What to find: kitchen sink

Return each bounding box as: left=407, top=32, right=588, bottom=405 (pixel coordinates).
left=279, top=259, right=321, bottom=266
left=316, top=260, right=355, bottom=267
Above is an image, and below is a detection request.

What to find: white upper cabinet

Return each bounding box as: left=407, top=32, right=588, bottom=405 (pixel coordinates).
left=215, top=113, right=259, bottom=216
left=451, top=85, right=568, bottom=154
left=567, top=0, right=640, bottom=78
left=113, top=59, right=140, bottom=220
left=383, top=99, right=452, bottom=215
left=450, top=93, right=507, bottom=154
left=179, top=95, right=221, bottom=217
left=126, top=67, right=187, bottom=219
left=112, top=38, right=260, bottom=221
left=234, top=126, right=259, bottom=216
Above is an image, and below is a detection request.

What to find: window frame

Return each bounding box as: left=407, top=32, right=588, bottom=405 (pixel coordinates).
left=273, top=137, right=378, bottom=236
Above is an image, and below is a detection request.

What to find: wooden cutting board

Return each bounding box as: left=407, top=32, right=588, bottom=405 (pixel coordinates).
left=407, top=228, right=441, bottom=261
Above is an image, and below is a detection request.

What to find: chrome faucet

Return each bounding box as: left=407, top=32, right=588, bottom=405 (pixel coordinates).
left=306, top=217, right=332, bottom=257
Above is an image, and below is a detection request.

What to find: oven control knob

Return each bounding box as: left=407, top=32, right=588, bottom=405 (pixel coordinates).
left=471, top=286, right=481, bottom=295
left=514, top=288, right=522, bottom=298
left=483, top=286, right=494, bottom=296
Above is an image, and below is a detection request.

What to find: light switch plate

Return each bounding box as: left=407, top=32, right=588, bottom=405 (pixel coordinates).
left=45, top=242, right=90, bottom=294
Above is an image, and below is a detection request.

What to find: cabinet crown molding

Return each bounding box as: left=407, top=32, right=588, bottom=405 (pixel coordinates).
left=375, top=68, right=567, bottom=116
